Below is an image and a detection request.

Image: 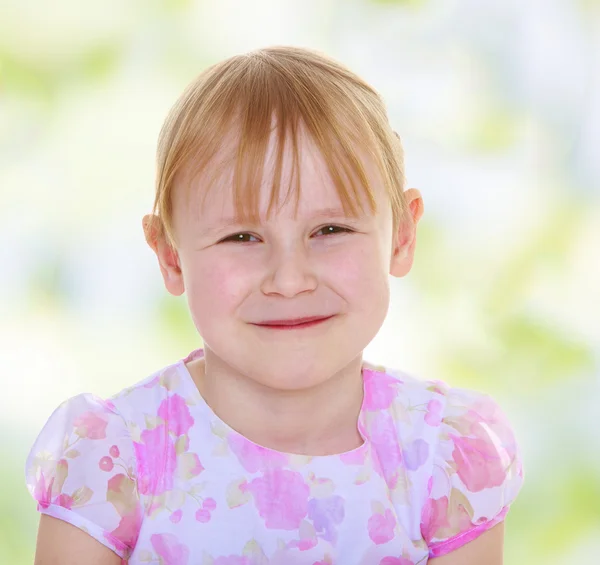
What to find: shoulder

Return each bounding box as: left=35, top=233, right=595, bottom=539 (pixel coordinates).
left=363, top=362, right=524, bottom=558
left=24, top=391, right=144, bottom=558
left=368, top=361, right=524, bottom=490
left=24, top=354, right=196, bottom=558
left=108, top=358, right=187, bottom=425
left=410, top=378, right=523, bottom=558
left=362, top=360, right=455, bottom=430
left=25, top=353, right=194, bottom=492
left=363, top=361, right=519, bottom=444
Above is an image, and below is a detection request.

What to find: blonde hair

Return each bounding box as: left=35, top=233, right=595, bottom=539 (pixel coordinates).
left=153, top=45, right=407, bottom=246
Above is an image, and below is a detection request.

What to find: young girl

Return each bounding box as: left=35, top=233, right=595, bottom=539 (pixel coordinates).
left=26, top=46, right=523, bottom=565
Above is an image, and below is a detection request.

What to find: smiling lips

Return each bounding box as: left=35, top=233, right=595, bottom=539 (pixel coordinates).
left=253, top=315, right=334, bottom=330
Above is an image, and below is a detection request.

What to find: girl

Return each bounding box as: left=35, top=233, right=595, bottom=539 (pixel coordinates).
left=26, top=46, right=523, bottom=565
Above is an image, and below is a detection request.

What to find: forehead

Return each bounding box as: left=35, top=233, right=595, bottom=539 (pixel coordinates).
left=173, top=123, right=387, bottom=227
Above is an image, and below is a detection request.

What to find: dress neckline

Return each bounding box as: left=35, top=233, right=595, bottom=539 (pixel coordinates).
left=175, top=348, right=371, bottom=460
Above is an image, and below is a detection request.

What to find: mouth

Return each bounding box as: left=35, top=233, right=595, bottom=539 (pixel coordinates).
left=252, top=315, right=334, bottom=330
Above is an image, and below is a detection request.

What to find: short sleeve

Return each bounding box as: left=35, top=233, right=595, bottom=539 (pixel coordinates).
left=25, top=394, right=143, bottom=559
left=420, top=386, right=524, bottom=558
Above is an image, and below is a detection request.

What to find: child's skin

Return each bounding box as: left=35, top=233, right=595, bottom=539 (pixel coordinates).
left=144, top=122, right=424, bottom=456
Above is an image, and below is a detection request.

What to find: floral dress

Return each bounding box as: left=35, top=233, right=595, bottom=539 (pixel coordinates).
left=25, top=348, right=524, bottom=564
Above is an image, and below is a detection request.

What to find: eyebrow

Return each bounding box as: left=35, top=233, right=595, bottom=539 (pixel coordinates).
left=202, top=207, right=356, bottom=235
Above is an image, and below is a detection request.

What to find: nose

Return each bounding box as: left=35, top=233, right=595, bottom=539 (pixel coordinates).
left=260, top=245, right=318, bottom=298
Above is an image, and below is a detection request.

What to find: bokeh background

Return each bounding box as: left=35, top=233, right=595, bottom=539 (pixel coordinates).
left=1, top=0, right=599, bottom=563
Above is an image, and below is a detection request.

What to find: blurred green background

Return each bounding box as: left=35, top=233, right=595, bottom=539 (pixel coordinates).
left=1, top=0, right=599, bottom=563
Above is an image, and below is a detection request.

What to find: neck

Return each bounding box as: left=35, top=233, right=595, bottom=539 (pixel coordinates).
left=186, top=348, right=365, bottom=456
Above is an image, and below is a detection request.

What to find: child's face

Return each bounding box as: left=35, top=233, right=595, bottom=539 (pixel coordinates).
left=146, top=127, right=422, bottom=390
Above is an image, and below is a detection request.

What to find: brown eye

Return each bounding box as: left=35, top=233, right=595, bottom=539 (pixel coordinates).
left=314, top=225, right=352, bottom=237
left=221, top=233, right=259, bottom=243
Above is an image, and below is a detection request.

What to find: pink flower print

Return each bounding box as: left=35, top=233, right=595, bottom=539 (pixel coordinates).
left=109, top=445, right=120, bottom=458
left=307, top=495, right=345, bottom=543
left=99, top=456, right=114, bottom=472
left=213, top=557, right=252, bottom=565
left=363, top=370, right=399, bottom=410
left=228, top=433, right=288, bottom=473
left=158, top=394, right=194, bottom=437
left=424, top=399, right=443, bottom=426
left=247, top=469, right=309, bottom=530
left=450, top=434, right=506, bottom=492
left=34, top=460, right=68, bottom=510
left=133, top=425, right=177, bottom=496
left=339, top=446, right=367, bottom=466
left=368, top=508, right=396, bottom=545
left=150, top=533, right=189, bottom=565
left=401, top=439, right=429, bottom=471
left=420, top=496, right=451, bottom=544
left=289, top=537, right=318, bottom=551
left=195, top=508, right=211, bottom=523
left=99, top=398, right=116, bottom=412
left=448, top=498, right=476, bottom=535
left=202, top=497, right=217, bottom=511
left=73, top=410, right=108, bottom=440
left=109, top=509, right=142, bottom=551
left=170, top=509, right=183, bottom=523
left=465, top=397, right=517, bottom=453
left=380, top=558, right=414, bottom=565
left=370, top=412, right=402, bottom=488
left=54, top=493, right=75, bottom=510
left=468, top=395, right=503, bottom=425
left=34, top=472, right=53, bottom=510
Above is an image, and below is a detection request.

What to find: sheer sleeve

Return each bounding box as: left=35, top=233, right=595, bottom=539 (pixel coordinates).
left=25, top=393, right=143, bottom=559
left=420, top=386, right=524, bottom=558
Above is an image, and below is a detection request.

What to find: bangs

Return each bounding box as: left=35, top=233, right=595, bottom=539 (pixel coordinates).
left=155, top=47, right=406, bottom=245
left=186, top=107, right=380, bottom=229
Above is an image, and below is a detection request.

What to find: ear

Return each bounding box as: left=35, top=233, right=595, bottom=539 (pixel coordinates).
left=390, top=188, right=424, bottom=278
left=142, top=214, right=185, bottom=296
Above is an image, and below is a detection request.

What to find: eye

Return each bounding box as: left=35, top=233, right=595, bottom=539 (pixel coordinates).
left=220, top=233, right=260, bottom=243
left=314, top=225, right=353, bottom=237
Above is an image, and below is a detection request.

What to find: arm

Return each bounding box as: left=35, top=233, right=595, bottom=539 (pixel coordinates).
left=428, top=522, right=504, bottom=565
left=35, top=515, right=122, bottom=565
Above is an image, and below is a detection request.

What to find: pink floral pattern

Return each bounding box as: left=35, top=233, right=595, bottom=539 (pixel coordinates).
left=158, top=394, right=194, bottom=437
left=228, top=433, right=289, bottom=472
left=246, top=469, right=310, bottom=529
left=380, top=558, right=414, bottom=565
left=73, top=411, right=108, bottom=439
left=362, top=369, right=401, bottom=410
left=424, top=400, right=443, bottom=427
left=25, top=349, right=523, bottom=563
left=151, top=533, right=190, bottom=565
left=368, top=508, right=397, bottom=544
left=420, top=496, right=451, bottom=545
left=133, top=426, right=177, bottom=496
left=370, top=412, right=403, bottom=489
left=450, top=434, right=507, bottom=492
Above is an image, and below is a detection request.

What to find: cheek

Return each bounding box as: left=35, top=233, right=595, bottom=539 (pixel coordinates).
left=322, top=241, right=390, bottom=305
left=182, top=255, right=251, bottom=322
